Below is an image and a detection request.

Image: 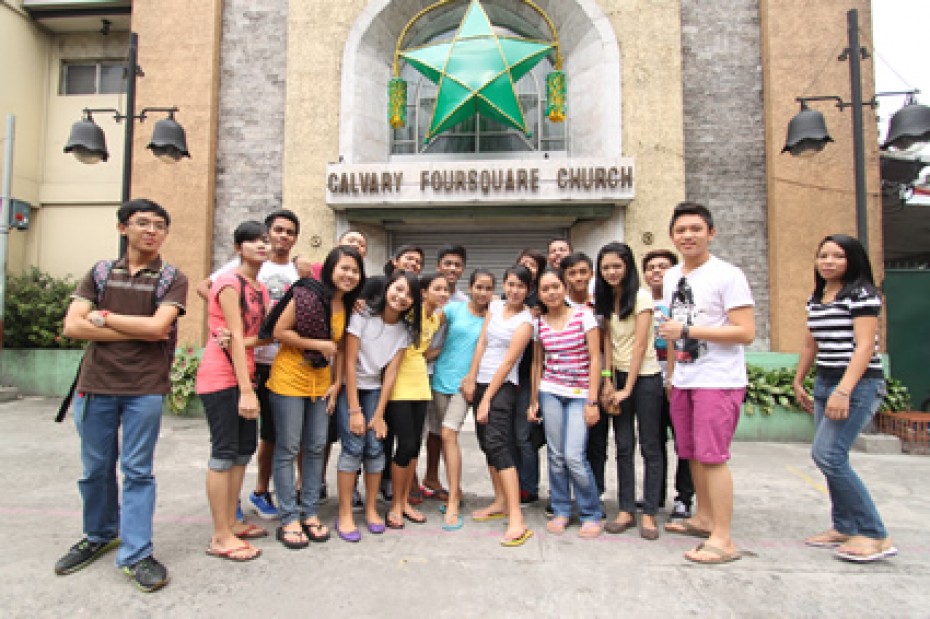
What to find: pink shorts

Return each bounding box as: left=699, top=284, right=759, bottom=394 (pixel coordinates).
left=669, top=387, right=745, bottom=464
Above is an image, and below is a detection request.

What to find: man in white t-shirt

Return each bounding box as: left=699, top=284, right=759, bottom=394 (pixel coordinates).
left=197, top=210, right=305, bottom=520
left=657, top=202, right=755, bottom=565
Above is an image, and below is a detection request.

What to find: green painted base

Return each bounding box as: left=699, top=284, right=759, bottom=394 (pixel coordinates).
left=0, top=348, right=84, bottom=397
left=735, top=405, right=815, bottom=442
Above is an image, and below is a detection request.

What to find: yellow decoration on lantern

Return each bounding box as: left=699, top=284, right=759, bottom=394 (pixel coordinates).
left=546, top=70, right=566, bottom=123
left=388, top=78, right=407, bottom=129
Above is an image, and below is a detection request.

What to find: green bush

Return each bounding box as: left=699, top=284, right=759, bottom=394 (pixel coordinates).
left=167, top=344, right=200, bottom=414
left=4, top=268, right=83, bottom=349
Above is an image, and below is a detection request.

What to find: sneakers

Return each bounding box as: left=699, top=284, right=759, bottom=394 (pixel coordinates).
left=54, top=537, right=120, bottom=575
left=249, top=491, right=279, bottom=520
left=352, top=488, right=364, bottom=513
left=122, top=555, right=169, bottom=593
left=669, top=500, right=691, bottom=520
left=236, top=500, right=245, bottom=523
left=520, top=490, right=539, bottom=505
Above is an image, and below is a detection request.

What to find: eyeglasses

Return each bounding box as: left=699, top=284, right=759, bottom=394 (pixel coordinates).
left=129, top=218, right=168, bottom=232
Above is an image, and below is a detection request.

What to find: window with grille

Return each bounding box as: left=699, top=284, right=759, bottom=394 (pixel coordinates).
left=60, top=61, right=126, bottom=95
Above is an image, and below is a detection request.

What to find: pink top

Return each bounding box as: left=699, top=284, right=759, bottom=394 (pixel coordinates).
left=535, top=307, right=598, bottom=397
left=196, top=271, right=269, bottom=394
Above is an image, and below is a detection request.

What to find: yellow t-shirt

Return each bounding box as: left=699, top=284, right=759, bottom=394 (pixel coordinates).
left=609, top=288, right=661, bottom=376
left=390, top=309, right=440, bottom=401
left=267, top=309, right=346, bottom=397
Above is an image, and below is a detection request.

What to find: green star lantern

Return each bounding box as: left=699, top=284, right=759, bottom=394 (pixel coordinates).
left=389, top=0, right=565, bottom=141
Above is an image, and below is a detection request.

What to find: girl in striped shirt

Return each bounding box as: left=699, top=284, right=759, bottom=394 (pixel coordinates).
left=793, top=234, right=895, bottom=563
left=528, top=268, right=603, bottom=537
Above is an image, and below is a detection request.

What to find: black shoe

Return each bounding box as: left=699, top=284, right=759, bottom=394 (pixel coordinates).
left=520, top=490, right=539, bottom=505
left=54, top=537, right=120, bottom=575
left=122, top=556, right=169, bottom=593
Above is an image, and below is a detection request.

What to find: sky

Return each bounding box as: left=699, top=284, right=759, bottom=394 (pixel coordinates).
left=871, top=0, right=929, bottom=149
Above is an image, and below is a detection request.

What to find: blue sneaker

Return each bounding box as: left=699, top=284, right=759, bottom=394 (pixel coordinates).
left=236, top=500, right=245, bottom=523
left=249, top=491, right=279, bottom=520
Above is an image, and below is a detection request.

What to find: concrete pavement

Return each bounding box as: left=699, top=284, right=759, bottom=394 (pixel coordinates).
left=2, top=397, right=928, bottom=618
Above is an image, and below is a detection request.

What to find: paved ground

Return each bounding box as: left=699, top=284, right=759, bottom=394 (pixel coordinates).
left=1, top=397, right=928, bottom=618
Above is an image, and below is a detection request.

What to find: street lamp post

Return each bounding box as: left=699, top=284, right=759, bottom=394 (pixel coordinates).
left=63, top=32, right=190, bottom=254
left=781, top=9, right=930, bottom=250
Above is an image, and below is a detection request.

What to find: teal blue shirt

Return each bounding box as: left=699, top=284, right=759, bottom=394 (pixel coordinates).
left=431, top=301, right=484, bottom=395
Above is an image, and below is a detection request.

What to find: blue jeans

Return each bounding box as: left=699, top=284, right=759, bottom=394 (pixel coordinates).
left=73, top=393, right=163, bottom=567
left=335, top=387, right=385, bottom=474
left=812, top=375, right=887, bottom=539
left=539, top=392, right=602, bottom=523
left=270, top=392, right=329, bottom=525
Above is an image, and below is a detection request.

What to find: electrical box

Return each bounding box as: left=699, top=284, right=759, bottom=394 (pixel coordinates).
left=9, top=199, right=30, bottom=230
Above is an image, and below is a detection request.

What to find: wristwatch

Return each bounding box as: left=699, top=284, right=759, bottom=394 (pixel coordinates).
left=90, top=310, right=110, bottom=327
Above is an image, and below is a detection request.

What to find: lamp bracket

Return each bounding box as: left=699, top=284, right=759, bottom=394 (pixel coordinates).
left=838, top=46, right=869, bottom=62
left=82, top=106, right=180, bottom=125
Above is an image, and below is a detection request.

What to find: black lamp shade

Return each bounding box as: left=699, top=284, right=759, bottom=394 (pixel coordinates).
left=64, top=118, right=109, bottom=163
left=782, top=107, right=833, bottom=156
left=882, top=102, right=930, bottom=151
left=146, top=117, right=190, bottom=162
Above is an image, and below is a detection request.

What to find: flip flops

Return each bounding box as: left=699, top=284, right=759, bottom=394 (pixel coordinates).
left=421, top=485, right=450, bottom=501
left=684, top=543, right=755, bottom=565
left=500, top=528, right=534, bottom=547
left=441, top=514, right=464, bottom=531
left=301, top=521, right=331, bottom=543
left=804, top=529, right=851, bottom=548
left=471, top=510, right=506, bottom=522
left=205, top=544, right=262, bottom=562
left=578, top=521, right=604, bottom=539
left=276, top=526, right=309, bottom=550
left=546, top=516, right=569, bottom=535
left=664, top=520, right=711, bottom=539
left=234, top=523, right=269, bottom=540
left=403, top=510, right=427, bottom=525
left=385, top=512, right=405, bottom=530
left=834, top=537, right=898, bottom=562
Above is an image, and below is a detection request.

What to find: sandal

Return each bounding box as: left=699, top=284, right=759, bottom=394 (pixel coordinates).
left=579, top=521, right=604, bottom=539
left=206, top=543, right=261, bottom=562
left=546, top=516, right=569, bottom=535
left=234, top=523, right=269, bottom=540
left=421, top=484, right=450, bottom=501
left=501, top=528, right=534, bottom=547
left=664, top=519, right=711, bottom=539
left=301, top=520, right=331, bottom=543
left=804, top=529, right=851, bottom=548
left=385, top=512, right=405, bottom=530
left=834, top=536, right=898, bottom=562
left=276, top=526, right=309, bottom=550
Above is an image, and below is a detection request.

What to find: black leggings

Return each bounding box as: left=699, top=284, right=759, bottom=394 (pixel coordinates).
left=385, top=400, right=428, bottom=467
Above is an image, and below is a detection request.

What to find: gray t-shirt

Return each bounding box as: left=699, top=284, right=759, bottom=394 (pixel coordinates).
left=347, top=311, right=412, bottom=390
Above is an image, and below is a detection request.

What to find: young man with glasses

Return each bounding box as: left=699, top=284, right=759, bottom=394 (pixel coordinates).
left=657, top=202, right=755, bottom=565
left=56, top=199, right=188, bottom=592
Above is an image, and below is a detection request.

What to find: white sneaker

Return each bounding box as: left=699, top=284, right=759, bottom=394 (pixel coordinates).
left=669, top=500, right=691, bottom=520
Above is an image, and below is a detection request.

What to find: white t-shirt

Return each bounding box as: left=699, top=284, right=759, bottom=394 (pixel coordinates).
left=662, top=255, right=754, bottom=389
left=477, top=299, right=533, bottom=385
left=211, top=258, right=299, bottom=365
left=347, top=311, right=412, bottom=390
left=450, top=289, right=468, bottom=303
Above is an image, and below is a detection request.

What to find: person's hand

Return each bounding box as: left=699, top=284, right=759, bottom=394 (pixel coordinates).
left=238, top=391, right=259, bottom=420
left=793, top=381, right=814, bottom=415
left=324, top=385, right=338, bottom=415
left=369, top=416, right=387, bottom=440
left=461, top=377, right=476, bottom=403
left=349, top=410, right=366, bottom=435
left=527, top=401, right=540, bottom=423
left=212, top=327, right=231, bottom=349
left=825, top=392, right=850, bottom=420
left=476, top=399, right=490, bottom=424
left=609, top=388, right=632, bottom=408
left=315, top=340, right=337, bottom=357
left=584, top=402, right=600, bottom=427
left=658, top=319, right=685, bottom=340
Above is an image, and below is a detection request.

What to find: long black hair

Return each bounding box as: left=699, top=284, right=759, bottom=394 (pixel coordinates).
left=368, top=269, right=422, bottom=343
left=812, top=234, right=878, bottom=302
left=594, top=242, right=639, bottom=320
left=320, top=245, right=366, bottom=311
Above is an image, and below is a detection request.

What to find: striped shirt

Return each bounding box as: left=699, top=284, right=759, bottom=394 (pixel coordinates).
left=536, top=307, right=598, bottom=397
left=807, top=286, right=883, bottom=379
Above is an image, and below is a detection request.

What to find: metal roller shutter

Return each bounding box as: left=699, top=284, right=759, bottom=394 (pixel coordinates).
left=390, top=227, right=565, bottom=292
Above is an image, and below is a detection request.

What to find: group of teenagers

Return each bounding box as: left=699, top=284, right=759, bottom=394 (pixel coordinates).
left=54, top=197, right=895, bottom=593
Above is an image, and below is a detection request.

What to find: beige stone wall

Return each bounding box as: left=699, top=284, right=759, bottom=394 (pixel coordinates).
left=129, top=0, right=224, bottom=344
left=761, top=0, right=881, bottom=352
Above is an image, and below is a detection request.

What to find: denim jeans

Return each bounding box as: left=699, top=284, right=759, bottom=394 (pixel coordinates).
left=335, top=387, right=385, bottom=474
left=812, top=375, right=887, bottom=539
left=73, top=393, right=163, bottom=567
left=511, top=384, right=540, bottom=494
left=270, top=392, right=329, bottom=525
left=539, top=392, right=602, bottom=523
